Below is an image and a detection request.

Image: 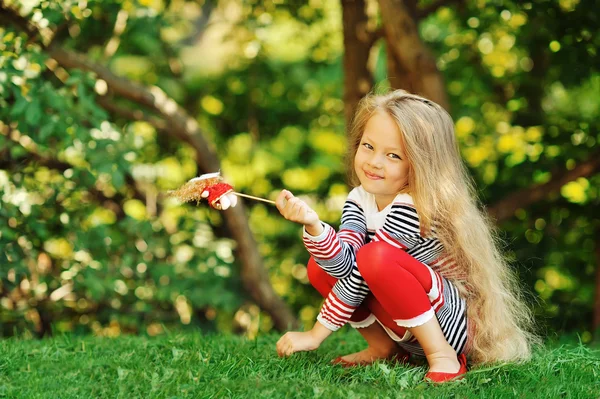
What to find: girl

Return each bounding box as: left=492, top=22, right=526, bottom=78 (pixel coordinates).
left=275, top=89, right=537, bottom=383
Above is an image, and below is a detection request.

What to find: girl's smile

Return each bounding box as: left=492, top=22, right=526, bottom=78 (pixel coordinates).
left=363, top=170, right=384, bottom=180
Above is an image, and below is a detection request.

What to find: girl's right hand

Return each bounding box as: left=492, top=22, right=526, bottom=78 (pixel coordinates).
left=275, top=189, right=321, bottom=229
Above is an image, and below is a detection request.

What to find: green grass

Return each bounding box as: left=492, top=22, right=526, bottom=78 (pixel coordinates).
left=1, top=330, right=599, bottom=398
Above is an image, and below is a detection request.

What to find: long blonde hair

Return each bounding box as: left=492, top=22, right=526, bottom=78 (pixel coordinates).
left=347, top=89, right=539, bottom=364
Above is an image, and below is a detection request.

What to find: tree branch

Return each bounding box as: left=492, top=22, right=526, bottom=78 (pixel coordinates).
left=49, top=46, right=224, bottom=173
left=487, top=154, right=600, bottom=223
left=97, top=96, right=168, bottom=131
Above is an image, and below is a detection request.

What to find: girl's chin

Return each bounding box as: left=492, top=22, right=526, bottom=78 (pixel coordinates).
left=359, top=175, right=383, bottom=184
left=361, top=180, right=384, bottom=190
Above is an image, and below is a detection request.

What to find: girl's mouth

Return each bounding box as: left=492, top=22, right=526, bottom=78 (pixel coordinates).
left=364, top=171, right=383, bottom=180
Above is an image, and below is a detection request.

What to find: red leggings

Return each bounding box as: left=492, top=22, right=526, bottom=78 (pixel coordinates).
left=307, top=241, right=436, bottom=337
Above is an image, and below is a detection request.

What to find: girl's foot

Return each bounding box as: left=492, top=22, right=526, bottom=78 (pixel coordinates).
left=425, top=349, right=461, bottom=373
left=333, top=317, right=410, bottom=367
left=332, top=346, right=410, bottom=367
left=424, top=353, right=467, bottom=383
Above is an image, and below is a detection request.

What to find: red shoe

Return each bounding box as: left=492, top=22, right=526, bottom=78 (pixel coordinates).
left=331, top=352, right=411, bottom=368
left=424, top=353, right=468, bottom=383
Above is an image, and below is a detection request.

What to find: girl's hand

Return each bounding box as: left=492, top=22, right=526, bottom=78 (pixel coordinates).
left=276, top=331, right=321, bottom=357
left=275, top=190, right=321, bottom=230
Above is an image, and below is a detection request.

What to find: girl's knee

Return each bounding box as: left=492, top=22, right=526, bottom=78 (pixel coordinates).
left=357, top=241, right=415, bottom=281
left=357, top=242, right=432, bottom=291
left=357, top=242, right=394, bottom=280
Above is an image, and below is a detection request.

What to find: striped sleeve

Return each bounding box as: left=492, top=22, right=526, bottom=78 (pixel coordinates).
left=302, top=198, right=367, bottom=279
left=372, top=203, right=421, bottom=250
left=303, top=195, right=369, bottom=331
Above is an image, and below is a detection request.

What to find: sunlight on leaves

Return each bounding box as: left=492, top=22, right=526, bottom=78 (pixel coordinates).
left=201, top=95, right=224, bottom=115
left=86, top=207, right=117, bottom=226
left=560, top=178, right=590, bottom=204
left=43, top=238, right=73, bottom=259
left=124, top=199, right=147, bottom=220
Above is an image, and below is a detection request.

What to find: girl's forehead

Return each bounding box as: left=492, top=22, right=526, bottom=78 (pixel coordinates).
left=363, top=112, right=404, bottom=142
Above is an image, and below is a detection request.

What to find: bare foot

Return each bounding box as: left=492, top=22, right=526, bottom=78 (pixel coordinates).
left=334, top=318, right=412, bottom=366
left=337, top=346, right=407, bottom=365
left=425, top=350, right=460, bottom=373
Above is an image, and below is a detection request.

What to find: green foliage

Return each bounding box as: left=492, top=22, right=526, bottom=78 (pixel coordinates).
left=1, top=0, right=244, bottom=337
left=1, top=0, right=599, bottom=341
left=0, top=332, right=599, bottom=398
left=421, top=0, right=600, bottom=337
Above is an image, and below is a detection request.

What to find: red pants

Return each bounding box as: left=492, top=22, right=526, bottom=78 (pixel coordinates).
left=308, top=241, right=437, bottom=338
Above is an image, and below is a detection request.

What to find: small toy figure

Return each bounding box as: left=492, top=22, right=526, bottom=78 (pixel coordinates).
left=169, top=172, right=274, bottom=210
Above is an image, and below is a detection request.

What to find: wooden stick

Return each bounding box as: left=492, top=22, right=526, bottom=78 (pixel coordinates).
left=233, top=192, right=276, bottom=205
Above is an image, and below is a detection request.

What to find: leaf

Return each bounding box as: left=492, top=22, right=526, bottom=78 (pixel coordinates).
left=111, top=170, right=125, bottom=190
left=24, top=99, right=42, bottom=126
left=65, top=74, right=81, bottom=86
left=31, top=220, right=49, bottom=240
left=10, top=95, right=28, bottom=117
left=85, top=278, right=106, bottom=300
left=9, top=146, right=27, bottom=158
left=38, top=122, right=55, bottom=141
left=44, top=86, right=66, bottom=111
left=96, top=162, right=115, bottom=175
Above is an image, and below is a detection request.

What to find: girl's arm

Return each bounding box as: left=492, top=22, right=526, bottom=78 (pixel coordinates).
left=300, top=195, right=370, bottom=332
left=302, top=199, right=366, bottom=279
left=276, top=189, right=369, bottom=337
left=275, top=189, right=366, bottom=280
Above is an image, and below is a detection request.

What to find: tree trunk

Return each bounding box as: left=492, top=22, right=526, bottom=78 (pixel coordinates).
left=225, top=205, right=298, bottom=331
left=378, top=0, right=449, bottom=110
left=341, top=0, right=373, bottom=128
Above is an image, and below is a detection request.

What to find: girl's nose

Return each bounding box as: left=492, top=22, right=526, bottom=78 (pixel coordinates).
left=369, top=154, right=384, bottom=169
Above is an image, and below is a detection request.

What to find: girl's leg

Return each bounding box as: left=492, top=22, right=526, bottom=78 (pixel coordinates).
left=306, top=257, right=370, bottom=322
left=356, top=242, right=460, bottom=373
left=307, top=258, right=406, bottom=363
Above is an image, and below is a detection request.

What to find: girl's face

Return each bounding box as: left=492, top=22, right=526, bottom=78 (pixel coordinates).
left=354, top=111, right=410, bottom=210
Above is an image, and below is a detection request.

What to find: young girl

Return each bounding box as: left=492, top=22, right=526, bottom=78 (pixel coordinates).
left=274, top=89, right=537, bottom=382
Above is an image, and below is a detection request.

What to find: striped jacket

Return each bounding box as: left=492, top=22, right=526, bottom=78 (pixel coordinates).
left=303, top=186, right=462, bottom=331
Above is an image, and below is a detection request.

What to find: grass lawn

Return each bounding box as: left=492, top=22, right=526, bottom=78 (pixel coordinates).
left=0, top=329, right=599, bottom=398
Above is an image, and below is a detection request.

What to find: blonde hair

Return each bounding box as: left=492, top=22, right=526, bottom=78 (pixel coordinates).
left=347, top=89, right=539, bottom=364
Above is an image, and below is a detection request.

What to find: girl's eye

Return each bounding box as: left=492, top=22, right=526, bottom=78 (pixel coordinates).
left=388, top=153, right=401, bottom=160
left=362, top=143, right=373, bottom=150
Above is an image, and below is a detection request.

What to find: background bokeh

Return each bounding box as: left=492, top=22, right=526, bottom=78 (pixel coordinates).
left=1, top=0, right=598, bottom=343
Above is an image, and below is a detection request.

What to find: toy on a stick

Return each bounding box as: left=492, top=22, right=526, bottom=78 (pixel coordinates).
left=169, top=172, right=275, bottom=210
